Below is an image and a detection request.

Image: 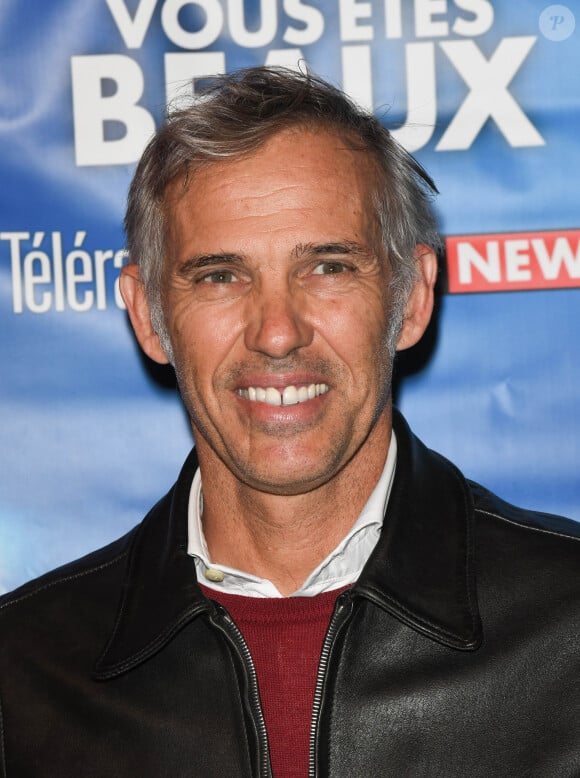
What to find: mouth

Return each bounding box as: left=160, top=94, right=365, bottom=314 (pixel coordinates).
left=236, top=383, right=330, bottom=407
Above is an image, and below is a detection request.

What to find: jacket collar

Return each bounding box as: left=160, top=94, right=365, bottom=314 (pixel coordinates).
left=354, top=411, right=481, bottom=650
left=94, top=446, right=208, bottom=679
left=95, top=410, right=481, bottom=678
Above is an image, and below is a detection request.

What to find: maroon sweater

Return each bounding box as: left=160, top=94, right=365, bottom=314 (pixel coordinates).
left=201, top=585, right=345, bottom=777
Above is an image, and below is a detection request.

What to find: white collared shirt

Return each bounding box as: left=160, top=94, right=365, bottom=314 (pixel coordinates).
left=187, top=433, right=397, bottom=598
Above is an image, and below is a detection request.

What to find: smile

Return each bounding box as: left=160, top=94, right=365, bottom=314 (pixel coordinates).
left=237, top=383, right=330, bottom=407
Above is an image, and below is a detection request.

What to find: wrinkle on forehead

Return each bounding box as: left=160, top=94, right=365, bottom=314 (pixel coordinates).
left=163, top=126, right=385, bottom=269
left=163, top=125, right=380, bottom=207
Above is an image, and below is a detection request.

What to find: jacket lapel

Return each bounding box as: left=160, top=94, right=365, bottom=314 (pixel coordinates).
left=94, top=447, right=210, bottom=679
left=354, top=410, right=482, bottom=650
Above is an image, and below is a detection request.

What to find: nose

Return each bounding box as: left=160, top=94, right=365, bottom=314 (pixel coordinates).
left=244, top=283, right=313, bottom=358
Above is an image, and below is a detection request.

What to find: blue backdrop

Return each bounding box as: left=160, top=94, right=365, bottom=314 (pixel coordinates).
left=1, top=0, right=579, bottom=592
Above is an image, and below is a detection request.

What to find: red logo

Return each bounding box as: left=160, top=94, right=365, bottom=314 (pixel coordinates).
left=446, top=230, right=580, bottom=293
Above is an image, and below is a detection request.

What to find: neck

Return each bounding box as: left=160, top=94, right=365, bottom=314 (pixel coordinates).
left=196, top=413, right=392, bottom=596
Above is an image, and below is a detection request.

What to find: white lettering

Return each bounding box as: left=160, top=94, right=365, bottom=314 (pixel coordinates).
left=283, top=0, right=325, bottom=46
left=95, top=250, right=114, bottom=310
left=437, top=37, right=544, bottom=151
left=532, top=238, right=580, bottom=279
left=415, top=0, right=449, bottom=38
left=105, top=0, right=158, bottom=48
left=114, top=250, right=127, bottom=309
left=458, top=241, right=501, bottom=284
left=50, top=232, right=66, bottom=311
left=161, top=0, right=223, bottom=49
left=264, top=48, right=304, bottom=69
left=339, top=0, right=374, bottom=41
left=65, top=232, right=94, bottom=312
left=228, top=0, right=277, bottom=48
left=341, top=45, right=373, bottom=111
left=505, top=239, right=531, bottom=281
left=384, top=0, right=403, bottom=38
left=2, top=232, right=125, bottom=314
left=1, top=232, right=28, bottom=313
left=23, top=249, right=52, bottom=314
left=165, top=51, right=226, bottom=107
left=452, top=0, right=494, bottom=36
left=71, top=55, right=155, bottom=166
left=390, top=42, right=436, bottom=152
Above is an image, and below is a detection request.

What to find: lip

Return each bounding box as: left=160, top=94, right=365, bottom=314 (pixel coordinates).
left=234, top=390, right=329, bottom=425
left=235, top=373, right=331, bottom=391
left=233, top=375, right=331, bottom=422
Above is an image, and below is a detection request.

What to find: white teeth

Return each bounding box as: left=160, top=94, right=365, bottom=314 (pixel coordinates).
left=282, top=385, right=298, bottom=405
left=265, top=387, right=282, bottom=406
left=238, top=383, right=329, bottom=407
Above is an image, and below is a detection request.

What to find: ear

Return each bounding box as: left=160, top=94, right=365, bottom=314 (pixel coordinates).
left=396, top=245, right=438, bottom=352
left=120, top=263, right=170, bottom=365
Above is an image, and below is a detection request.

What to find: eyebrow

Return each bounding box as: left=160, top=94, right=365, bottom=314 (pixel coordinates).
left=176, top=253, right=242, bottom=277
left=292, top=241, right=369, bottom=258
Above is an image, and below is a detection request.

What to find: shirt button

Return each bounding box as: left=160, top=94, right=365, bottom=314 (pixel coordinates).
left=205, top=568, right=225, bottom=582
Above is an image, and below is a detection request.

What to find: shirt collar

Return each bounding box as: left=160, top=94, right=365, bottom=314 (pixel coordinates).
left=187, top=432, right=397, bottom=598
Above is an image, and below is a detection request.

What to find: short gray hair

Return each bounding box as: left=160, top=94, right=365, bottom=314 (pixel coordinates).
left=125, top=66, right=440, bottom=354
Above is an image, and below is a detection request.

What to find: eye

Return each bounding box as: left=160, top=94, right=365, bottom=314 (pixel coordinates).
left=200, top=269, right=238, bottom=284
left=312, top=261, right=348, bottom=276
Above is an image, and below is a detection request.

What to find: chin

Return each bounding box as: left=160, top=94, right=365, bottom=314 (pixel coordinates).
left=236, top=464, right=335, bottom=496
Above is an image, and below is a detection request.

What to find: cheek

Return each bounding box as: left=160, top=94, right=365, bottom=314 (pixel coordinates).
left=319, top=296, right=389, bottom=356
left=170, top=305, right=243, bottom=384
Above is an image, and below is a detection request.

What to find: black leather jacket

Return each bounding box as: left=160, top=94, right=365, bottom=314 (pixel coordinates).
left=2, top=411, right=580, bottom=777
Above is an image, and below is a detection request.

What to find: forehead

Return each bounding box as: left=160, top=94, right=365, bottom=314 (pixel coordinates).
left=163, top=128, right=381, bottom=251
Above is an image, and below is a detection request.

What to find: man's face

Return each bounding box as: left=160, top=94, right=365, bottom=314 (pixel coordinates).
left=160, top=128, right=398, bottom=495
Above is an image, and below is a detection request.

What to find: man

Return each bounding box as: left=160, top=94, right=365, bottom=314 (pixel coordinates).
left=1, top=67, right=579, bottom=777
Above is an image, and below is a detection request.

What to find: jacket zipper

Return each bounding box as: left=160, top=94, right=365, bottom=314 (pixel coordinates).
left=308, top=590, right=354, bottom=778
left=210, top=605, right=272, bottom=778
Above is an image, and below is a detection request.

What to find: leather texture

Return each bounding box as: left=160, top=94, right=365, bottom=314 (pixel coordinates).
left=1, top=410, right=580, bottom=777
